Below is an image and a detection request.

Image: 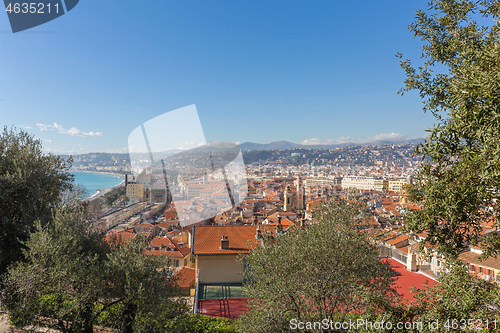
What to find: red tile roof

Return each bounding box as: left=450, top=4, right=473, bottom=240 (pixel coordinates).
left=386, top=234, right=409, bottom=246
left=147, top=236, right=191, bottom=258
left=193, top=225, right=264, bottom=255
left=269, top=218, right=294, bottom=228
left=174, top=267, right=196, bottom=288
left=105, top=231, right=136, bottom=244
left=459, top=251, right=500, bottom=270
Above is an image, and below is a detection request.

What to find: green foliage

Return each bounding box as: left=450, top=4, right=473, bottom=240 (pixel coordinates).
left=2, top=204, right=183, bottom=333
left=96, top=303, right=235, bottom=333
left=0, top=127, right=189, bottom=332
left=132, top=303, right=190, bottom=333
left=2, top=205, right=108, bottom=332
left=164, top=314, right=238, bottom=333
left=105, top=187, right=126, bottom=207
left=103, top=236, right=180, bottom=333
left=405, top=260, right=500, bottom=332
left=239, top=200, right=400, bottom=333
left=398, top=1, right=500, bottom=329
left=95, top=302, right=124, bottom=329
left=0, top=126, right=74, bottom=274
left=399, top=0, right=500, bottom=257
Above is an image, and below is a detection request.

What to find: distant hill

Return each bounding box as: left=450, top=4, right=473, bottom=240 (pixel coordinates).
left=239, top=141, right=301, bottom=151
left=61, top=139, right=425, bottom=161
left=238, top=138, right=425, bottom=151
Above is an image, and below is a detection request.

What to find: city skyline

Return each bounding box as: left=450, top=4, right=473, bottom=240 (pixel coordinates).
left=0, top=1, right=443, bottom=154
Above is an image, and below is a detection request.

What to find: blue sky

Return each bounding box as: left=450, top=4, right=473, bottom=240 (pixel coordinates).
left=1, top=1, right=437, bottom=154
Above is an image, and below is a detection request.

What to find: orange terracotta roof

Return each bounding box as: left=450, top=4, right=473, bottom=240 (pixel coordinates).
left=170, top=238, right=192, bottom=257
left=386, top=234, right=409, bottom=246
left=193, top=225, right=263, bottom=255
left=415, top=231, right=428, bottom=239
left=396, top=246, right=409, bottom=254
left=382, top=232, right=401, bottom=242
left=147, top=235, right=191, bottom=258
left=150, top=235, right=175, bottom=248
left=267, top=212, right=297, bottom=222
left=105, top=231, right=136, bottom=244
left=269, top=218, right=295, bottom=227
left=174, top=267, right=196, bottom=288
left=459, top=251, right=500, bottom=270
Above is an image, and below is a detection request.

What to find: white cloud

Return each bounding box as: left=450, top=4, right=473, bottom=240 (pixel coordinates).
left=36, top=122, right=102, bottom=138
left=43, top=139, right=53, bottom=143
left=36, top=123, right=52, bottom=131
left=301, top=133, right=408, bottom=145
left=176, top=141, right=203, bottom=150
left=371, top=132, right=407, bottom=141
left=20, top=125, right=32, bottom=129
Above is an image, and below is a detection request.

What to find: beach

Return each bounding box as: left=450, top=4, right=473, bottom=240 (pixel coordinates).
left=71, top=170, right=126, bottom=201
left=71, top=169, right=126, bottom=180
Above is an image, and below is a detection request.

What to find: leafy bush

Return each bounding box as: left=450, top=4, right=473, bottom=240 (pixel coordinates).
left=164, top=314, right=238, bottom=333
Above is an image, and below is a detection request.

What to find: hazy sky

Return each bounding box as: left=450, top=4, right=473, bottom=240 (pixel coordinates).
left=1, top=1, right=437, bottom=154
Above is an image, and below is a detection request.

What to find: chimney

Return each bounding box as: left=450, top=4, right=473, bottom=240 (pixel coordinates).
left=277, top=215, right=283, bottom=233
left=252, top=215, right=258, bottom=225
left=181, top=230, right=189, bottom=244
left=220, top=235, right=230, bottom=250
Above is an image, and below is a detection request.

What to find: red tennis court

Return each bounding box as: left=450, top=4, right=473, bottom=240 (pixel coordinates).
left=197, top=298, right=249, bottom=319
left=385, top=258, right=436, bottom=302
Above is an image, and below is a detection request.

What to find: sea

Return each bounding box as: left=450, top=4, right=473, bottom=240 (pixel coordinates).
left=71, top=171, right=123, bottom=198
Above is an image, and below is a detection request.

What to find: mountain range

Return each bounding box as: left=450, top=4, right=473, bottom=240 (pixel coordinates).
left=62, top=138, right=425, bottom=158
left=238, top=138, right=425, bottom=151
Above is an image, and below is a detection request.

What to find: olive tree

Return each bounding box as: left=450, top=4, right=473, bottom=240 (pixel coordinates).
left=2, top=206, right=109, bottom=333
left=399, top=0, right=500, bottom=258
left=2, top=204, right=183, bottom=333
left=239, top=200, right=399, bottom=333
left=0, top=126, right=74, bottom=274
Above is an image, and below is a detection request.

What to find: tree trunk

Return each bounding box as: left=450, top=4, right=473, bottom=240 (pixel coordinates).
left=121, top=301, right=137, bottom=333
left=82, top=302, right=94, bottom=333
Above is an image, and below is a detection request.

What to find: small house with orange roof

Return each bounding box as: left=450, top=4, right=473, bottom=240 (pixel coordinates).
left=147, top=235, right=193, bottom=268
left=192, top=224, right=271, bottom=284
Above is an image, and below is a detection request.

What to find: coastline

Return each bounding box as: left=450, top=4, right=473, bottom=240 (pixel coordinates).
left=71, top=170, right=127, bottom=201
left=71, top=169, right=126, bottom=180
left=85, top=180, right=125, bottom=202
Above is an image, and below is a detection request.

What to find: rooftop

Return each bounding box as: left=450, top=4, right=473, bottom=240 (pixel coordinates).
left=193, top=225, right=274, bottom=255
